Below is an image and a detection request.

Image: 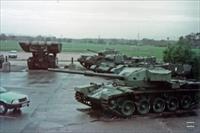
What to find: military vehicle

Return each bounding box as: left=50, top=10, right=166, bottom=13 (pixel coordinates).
left=78, top=48, right=157, bottom=73
left=77, top=48, right=120, bottom=69
left=19, top=41, right=62, bottom=69
left=161, top=63, right=193, bottom=79
left=110, top=62, right=194, bottom=80
left=75, top=67, right=200, bottom=117
left=89, top=54, right=127, bottom=73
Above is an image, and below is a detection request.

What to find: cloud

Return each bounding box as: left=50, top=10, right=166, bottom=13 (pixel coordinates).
left=1, top=1, right=199, bottom=39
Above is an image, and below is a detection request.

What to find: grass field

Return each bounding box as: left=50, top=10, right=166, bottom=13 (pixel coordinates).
left=1, top=40, right=199, bottom=60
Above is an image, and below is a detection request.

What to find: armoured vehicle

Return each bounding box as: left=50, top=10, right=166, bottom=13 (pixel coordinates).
left=89, top=54, right=127, bottom=73
left=110, top=63, right=194, bottom=80
left=75, top=67, right=200, bottom=117
left=78, top=48, right=157, bottom=73
left=77, top=48, right=120, bottom=69
left=161, top=63, right=193, bottom=79
left=19, top=41, right=62, bottom=69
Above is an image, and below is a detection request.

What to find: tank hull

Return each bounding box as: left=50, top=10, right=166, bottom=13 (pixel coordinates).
left=75, top=82, right=200, bottom=117
left=78, top=51, right=157, bottom=73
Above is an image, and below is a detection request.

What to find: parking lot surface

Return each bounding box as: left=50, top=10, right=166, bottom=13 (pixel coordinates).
left=0, top=71, right=200, bottom=133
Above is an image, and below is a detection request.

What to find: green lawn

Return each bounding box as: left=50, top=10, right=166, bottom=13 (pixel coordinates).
left=61, top=42, right=166, bottom=59
left=0, top=40, right=21, bottom=51
left=1, top=40, right=199, bottom=60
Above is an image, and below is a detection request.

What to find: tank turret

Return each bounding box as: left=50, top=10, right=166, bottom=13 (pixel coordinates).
left=77, top=49, right=120, bottom=70
left=75, top=67, right=200, bottom=117
left=86, top=49, right=99, bottom=54
left=78, top=48, right=157, bottom=73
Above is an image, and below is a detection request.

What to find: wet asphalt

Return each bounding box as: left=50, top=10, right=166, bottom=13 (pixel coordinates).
left=0, top=69, right=200, bottom=133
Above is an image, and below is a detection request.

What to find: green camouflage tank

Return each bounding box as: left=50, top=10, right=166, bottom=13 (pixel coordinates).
left=75, top=67, right=200, bottom=117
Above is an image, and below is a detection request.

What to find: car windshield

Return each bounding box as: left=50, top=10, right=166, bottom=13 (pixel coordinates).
left=0, top=87, right=7, bottom=93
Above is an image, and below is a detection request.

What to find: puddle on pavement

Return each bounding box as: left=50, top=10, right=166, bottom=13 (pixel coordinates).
left=0, top=110, right=29, bottom=119
left=151, top=110, right=198, bottom=119
left=76, top=107, right=200, bottom=122
left=76, top=107, right=135, bottom=122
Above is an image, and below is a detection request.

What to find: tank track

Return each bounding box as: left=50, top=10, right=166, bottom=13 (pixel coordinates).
left=75, top=90, right=200, bottom=117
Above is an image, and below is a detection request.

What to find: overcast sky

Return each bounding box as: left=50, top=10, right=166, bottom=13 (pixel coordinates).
left=1, top=0, right=199, bottom=40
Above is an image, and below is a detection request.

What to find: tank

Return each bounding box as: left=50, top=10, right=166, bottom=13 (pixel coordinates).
left=77, top=48, right=121, bottom=69
left=78, top=48, right=157, bottom=73
left=89, top=54, right=127, bottom=73
left=19, top=41, right=62, bottom=69
left=160, top=63, right=193, bottom=79
left=75, top=67, right=200, bottom=117
left=93, top=56, right=157, bottom=74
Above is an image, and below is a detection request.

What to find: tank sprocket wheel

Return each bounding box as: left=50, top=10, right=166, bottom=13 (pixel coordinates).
left=181, top=95, right=192, bottom=109
left=137, top=99, right=150, bottom=115
left=152, top=97, right=166, bottom=113
left=120, top=100, right=135, bottom=117
left=167, top=96, right=179, bottom=111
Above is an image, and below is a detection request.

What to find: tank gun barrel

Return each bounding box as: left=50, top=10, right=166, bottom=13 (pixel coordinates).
left=86, top=49, right=98, bottom=53
left=48, top=68, right=124, bottom=79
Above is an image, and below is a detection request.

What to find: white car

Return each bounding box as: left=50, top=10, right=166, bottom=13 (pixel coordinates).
left=8, top=50, right=17, bottom=58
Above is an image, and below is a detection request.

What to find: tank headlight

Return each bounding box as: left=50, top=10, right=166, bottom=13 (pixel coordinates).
left=109, top=100, right=117, bottom=109
left=110, top=100, right=116, bottom=105
left=12, top=100, right=19, bottom=104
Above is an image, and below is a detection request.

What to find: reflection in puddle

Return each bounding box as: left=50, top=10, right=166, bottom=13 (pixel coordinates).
left=77, top=107, right=199, bottom=122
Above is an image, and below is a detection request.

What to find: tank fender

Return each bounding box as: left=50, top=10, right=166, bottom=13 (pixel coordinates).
left=74, top=83, right=102, bottom=95
left=134, top=95, right=150, bottom=106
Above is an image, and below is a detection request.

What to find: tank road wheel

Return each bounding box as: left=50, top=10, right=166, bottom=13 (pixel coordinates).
left=167, top=97, right=179, bottom=111
left=120, top=100, right=135, bottom=117
left=85, top=64, right=91, bottom=69
left=137, top=99, right=150, bottom=115
left=109, top=99, right=118, bottom=110
left=152, top=97, right=166, bottom=113
left=181, top=95, right=192, bottom=109
left=0, top=102, right=7, bottom=115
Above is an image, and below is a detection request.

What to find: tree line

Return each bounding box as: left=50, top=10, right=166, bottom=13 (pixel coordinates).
left=0, top=33, right=177, bottom=47
left=163, top=34, right=200, bottom=80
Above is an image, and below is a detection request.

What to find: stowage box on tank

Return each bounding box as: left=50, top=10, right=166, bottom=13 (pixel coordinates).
left=75, top=67, right=200, bottom=117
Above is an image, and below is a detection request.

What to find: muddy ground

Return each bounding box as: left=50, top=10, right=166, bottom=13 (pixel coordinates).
left=0, top=52, right=199, bottom=133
